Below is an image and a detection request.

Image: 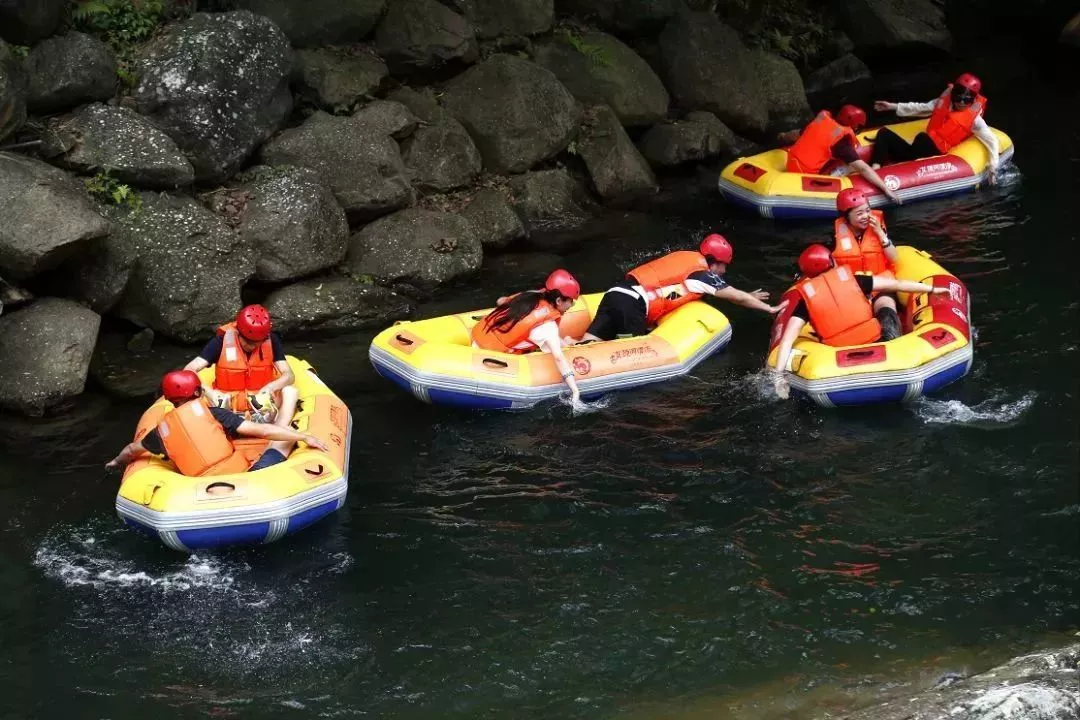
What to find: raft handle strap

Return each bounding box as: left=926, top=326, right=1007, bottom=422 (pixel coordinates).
left=482, top=358, right=509, bottom=369
left=846, top=349, right=876, bottom=359
left=304, top=465, right=324, bottom=476
left=394, top=334, right=414, bottom=346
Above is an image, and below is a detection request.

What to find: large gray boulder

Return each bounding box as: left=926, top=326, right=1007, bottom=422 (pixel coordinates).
left=345, top=208, right=482, bottom=294
left=234, top=166, right=349, bottom=283
left=638, top=111, right=747, bottom=168
left=440, top=54, right=581, bottom=173
left=534, top=30, right=669, bottom=127
left=0, top=153, right=110, bottom=281
left=508, top=169, right=591, bottom=237
left=749, top=49, right=812, bottom=132
left=232, top=0, right=387, bottom=48
left=0, top=0, right=65, bottom=45
left=260, top=103, right=417, bottom=223
left=839, top=0, right=953, bottom=56
left=556, top=0, right=683, bottom=36
left=264, top=276, right=414, bottom=335
left=0, top=40, right=27, bottom=143
left=112, top=193, right=255, bottom=342
left=294, top=47, right=389, bottom=112
left=66, top=229, right=136, bottom=315
left=453, top=0, right=553, bottom=39
left=374, top=0, right=478, bottom=75
left=131, top=11, right=293, bottom=183
left=839, top=643, right=1080, bottom=720
left=578, top=105, right=656, bottom=201
left=26, top=32, right=116, bottom=114
left=0, top=298, right=100, bottom=416
left=401, top=117, right=482, bottom=193
left=461, top=188, right=525, bottom=250
left=658, top=11, right=768, bottom=136
left=804, top=53, right=872, bottom=95
left=40, top=104, right=195, bottom=189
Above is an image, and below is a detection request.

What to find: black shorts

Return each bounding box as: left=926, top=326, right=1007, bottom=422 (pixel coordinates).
left=585, top=284, right=648, bottom=341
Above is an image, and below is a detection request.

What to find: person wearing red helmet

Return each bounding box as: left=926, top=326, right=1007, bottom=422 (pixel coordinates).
left=770, top=245, right=950, bottom=399
left=870, top=73, right=999, bottom=184
left=105, top=370, right=328, bottom=475
left=580, top=234, right=784, bottom=344
left=832, top=188, right=903, bottom=339
left=472, top=269, right=584, bottom=404
left=183, top=304, right=294, bottom=416
left=784, top=105, right=902, bottom=204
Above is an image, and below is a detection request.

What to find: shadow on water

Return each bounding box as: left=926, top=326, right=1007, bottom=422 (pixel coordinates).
left=0, top=54, right=1078, bottom=720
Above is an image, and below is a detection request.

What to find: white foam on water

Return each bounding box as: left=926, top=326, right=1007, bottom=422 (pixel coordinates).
left=912, top=392, right=1036, bottom=427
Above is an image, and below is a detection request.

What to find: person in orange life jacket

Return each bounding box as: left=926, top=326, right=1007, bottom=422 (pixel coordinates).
left=579, top=234, right=785, bottom=343
left=183, top=304, right=294, bottom=416
left=770, top=245, right=950, bottom=398
left=784, top=105, right=902, bottom=204
left=471, top=269, right=584, bottom=404
left=832, top=188, right=904, bottom=341
left=105, top=370, right=328, bottom=475
left=870, top=72, right=999, bottom=184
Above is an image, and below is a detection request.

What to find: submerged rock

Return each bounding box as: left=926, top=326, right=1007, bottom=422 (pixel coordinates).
left=90, top=328, right=195, bottom=399
left=132, top=11, right=293, bottom=183
left=41, top=103, right=195, bottom=189
left=26, top=32, right=116, bottom=114
left=263, top=276, right=414, bottom=335
left=0, top=298, right=100, bottom=416
left=440, top=54, right=581, bottom=173
left=0, top=152, right=110, bottom=281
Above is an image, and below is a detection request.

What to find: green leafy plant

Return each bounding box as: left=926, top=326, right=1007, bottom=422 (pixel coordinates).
left=10, top=45, right=29, bottom=59
left=71, top=0, right=166, bottom=85
left=85, top=170, right=142, bottom=214
left=560, top=30, right=612, bottom=68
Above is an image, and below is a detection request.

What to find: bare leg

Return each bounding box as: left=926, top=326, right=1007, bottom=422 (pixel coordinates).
left=267, top=385, right=299, bottom=456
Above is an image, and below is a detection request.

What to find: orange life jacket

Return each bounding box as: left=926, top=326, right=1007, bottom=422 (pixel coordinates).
left=471, top=299, right=562, bottom=354
left=832, top=210, right=893, bottom=276
left=628, top=251, right=710, bottom=323
left=926, top=85, right=987, bottom=153
left=213, top=322, right=277, bottom=413
left=796, top=265, right=881, bottom=347
left=786, top=111, right=860, bottom=174
left=156, top=397, right=250, bottom=477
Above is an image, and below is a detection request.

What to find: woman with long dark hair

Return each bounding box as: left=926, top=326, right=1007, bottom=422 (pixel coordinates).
left=472, top=269, right=583, bottom=404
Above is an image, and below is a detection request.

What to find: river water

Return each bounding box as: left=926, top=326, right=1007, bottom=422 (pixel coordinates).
left=1, top=60, right=1077, bottom=719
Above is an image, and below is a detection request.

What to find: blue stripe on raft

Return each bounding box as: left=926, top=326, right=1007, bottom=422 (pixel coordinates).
left=372, top=362, right=415, bottom=395
left=825, top=384, right=910, bottom=406
left=286, top=499, right=341, bottom=535
left=427, top=388, right=514, bottom=410
left=922, top=360, right=970, bottom=394
left=122, top=517, right=159, bottom=537
left=176, top=522, right=272, bottom=550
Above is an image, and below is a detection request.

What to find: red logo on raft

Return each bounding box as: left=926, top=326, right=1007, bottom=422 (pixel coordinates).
left=610, top=345, right=658, bottom=365
left=851, top=156, right=975, bottom=195
left=572, top=357, right=591, bottom=376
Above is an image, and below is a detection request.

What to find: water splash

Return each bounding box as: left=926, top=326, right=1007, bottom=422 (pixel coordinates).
left=560, top=393, right=612, bottom=416
left=912, top=392, right=1036, bottom=426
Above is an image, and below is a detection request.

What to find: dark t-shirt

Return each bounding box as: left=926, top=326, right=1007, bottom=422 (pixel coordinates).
left=140, top=406, right=245, bottom=459
left=830, top=135, right=860, bottom=165
left=791, top=273, right=875, bottom=321
left=198, top=332, right=285, bottom=364
left=684, top=269, right=730, bottom=294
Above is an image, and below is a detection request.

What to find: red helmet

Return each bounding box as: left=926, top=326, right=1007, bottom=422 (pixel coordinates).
left=798, top=244, right=834, bottom=278
left=836, top=104, right=867, bottom=129
left=545, top=269, right=580, bottom=300
left=236, top=304, right=272, bottom=341
left=836, top=188, right=868, bottom=215
left=700, top=233, right=733, bottom=264
left=954, top=72, right=981, bottom=95
left=161, top=370, right=201, bottom=404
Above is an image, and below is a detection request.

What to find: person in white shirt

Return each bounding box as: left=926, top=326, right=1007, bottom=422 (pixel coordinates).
left=870, top=72, right=999, bottom=185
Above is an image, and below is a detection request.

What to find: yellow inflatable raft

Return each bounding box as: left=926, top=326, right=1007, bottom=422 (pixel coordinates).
left=719, top=119, right=1014, bottom=219
left=115, top=356, right=352, bottom=551
left=766, top=247, right=973, bottom=406
left=369, top=293, right=732, bottom=409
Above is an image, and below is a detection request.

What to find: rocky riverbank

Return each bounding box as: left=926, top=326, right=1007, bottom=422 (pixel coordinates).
left=0, top=0, right=1076, bottom=416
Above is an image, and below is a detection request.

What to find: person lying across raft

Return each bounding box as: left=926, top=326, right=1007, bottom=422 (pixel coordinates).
left=105, top=370, right=327, bottom=475
left=771, top=244, right=951, bottom=399
left=784, top=104, right=902, bottom=204
left=471, top=269, right=584, bottom=405
left=832, top=188, right=904, bottom=341
left=184, top=304, right=294, bottom=420
left=870, top=72, right=999, bottom=185
left=579, top=234, right=785, bottom=343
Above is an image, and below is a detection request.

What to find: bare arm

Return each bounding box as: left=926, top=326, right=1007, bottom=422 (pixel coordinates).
left=971, top=115, right=1001, bottom=182
left=105, top=440, right=149, bottom=469
left=236, top=420, right=328, bottom=451
left=872, top=277, right=951, bottom=295
left=849, top=160, right=902, bottom=204
left=542, top=339, right=581, bottom=402
left=713, top=286, right=784, bottom=314
left=258, top=361, right=294, bottom=394
left=771, top=317, right=807, bottom=399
